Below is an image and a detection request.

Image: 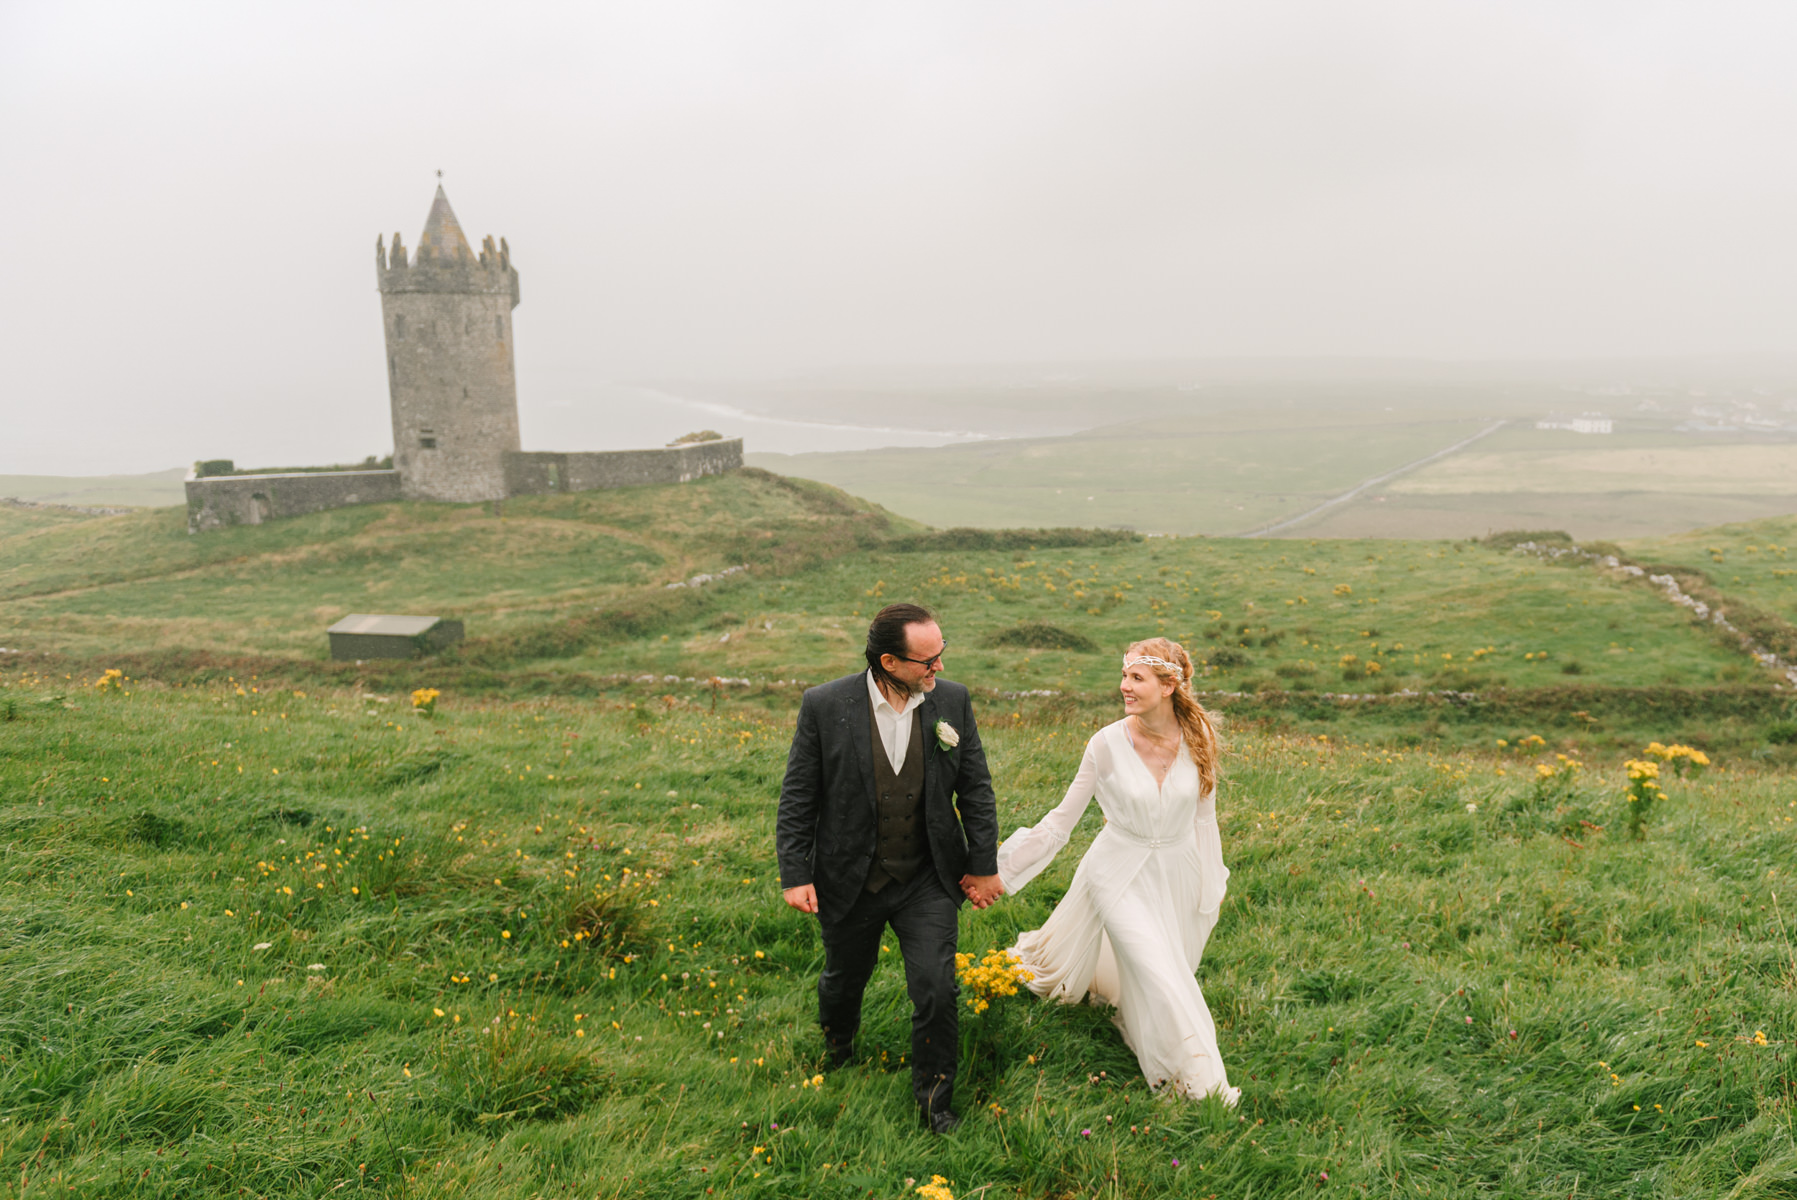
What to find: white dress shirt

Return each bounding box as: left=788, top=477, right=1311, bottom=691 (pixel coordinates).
left=866, top=669, right=926, bottom=773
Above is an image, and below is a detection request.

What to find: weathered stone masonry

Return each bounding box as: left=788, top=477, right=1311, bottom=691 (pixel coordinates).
left=185, top=470, right=402, bottom=533
left=184, top=186, right=742, bottom=534
left=378, top=188, right=521, bottom=503
left=505, top=439, right=743, bottom=495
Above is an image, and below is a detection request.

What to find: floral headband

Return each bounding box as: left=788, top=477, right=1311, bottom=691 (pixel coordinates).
left=1123, top=654, right=1182, bottom=680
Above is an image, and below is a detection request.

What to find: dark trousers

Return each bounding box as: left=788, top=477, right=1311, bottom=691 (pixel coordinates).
left=818, top=869, right=960, bottom=1116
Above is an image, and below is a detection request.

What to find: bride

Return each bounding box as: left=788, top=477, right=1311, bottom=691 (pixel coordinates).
left=992, top=637, right=1237, bottom=1103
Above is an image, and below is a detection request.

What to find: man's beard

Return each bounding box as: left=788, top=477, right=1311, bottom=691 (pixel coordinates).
left=885, top=671, right=933, bottom=698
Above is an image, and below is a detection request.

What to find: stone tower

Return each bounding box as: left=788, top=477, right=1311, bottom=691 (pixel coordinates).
left=376, top=187, right=521, bottom=501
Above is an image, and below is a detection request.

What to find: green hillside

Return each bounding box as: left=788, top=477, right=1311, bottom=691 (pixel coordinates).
left=1, top=655, right=1791, bottom=1197
left=0, top=471, right=917, bottom=661
left=745, top=383, right=1797, bottom=541
left=750, top=413, right=1490, bottom=536
left=4, top=469, right=1795, bottom=756
left=5, top=471, right=1797, bottom=1196
left=1624, top=515, right=1797, bottom=626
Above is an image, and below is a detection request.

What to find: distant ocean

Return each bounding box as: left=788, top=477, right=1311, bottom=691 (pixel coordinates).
left=520, top=383, right=997, bottom=456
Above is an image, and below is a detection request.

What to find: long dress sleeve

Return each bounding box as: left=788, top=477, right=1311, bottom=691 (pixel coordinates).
left=995, top=734, right=1106, bottom=893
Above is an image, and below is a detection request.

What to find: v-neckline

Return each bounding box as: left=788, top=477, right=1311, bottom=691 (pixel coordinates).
left=1121, top=721, right=1179, bottom=791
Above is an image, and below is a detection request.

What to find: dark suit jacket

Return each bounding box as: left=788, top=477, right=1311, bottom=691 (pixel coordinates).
left=776, top=671, right=999, bottom=922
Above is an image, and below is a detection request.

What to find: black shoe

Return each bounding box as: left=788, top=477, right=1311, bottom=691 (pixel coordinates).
left=823, top=1044, right=854, bottom=1071
left=925, top=1109, right=962, bottom=1135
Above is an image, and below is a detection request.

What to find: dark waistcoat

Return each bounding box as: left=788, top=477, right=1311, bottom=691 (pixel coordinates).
left=864, top=700, right=928, bottom=893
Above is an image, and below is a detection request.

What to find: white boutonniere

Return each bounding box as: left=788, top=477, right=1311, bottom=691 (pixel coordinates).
left=934, top=720, right=960, bottom=751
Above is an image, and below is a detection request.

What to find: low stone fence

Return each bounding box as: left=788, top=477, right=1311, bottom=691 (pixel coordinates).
left=185, top=438, right=742, bottom=532
left=185, top=469, right=403, bottom=533
left=505, top=438, right=742, bottom=496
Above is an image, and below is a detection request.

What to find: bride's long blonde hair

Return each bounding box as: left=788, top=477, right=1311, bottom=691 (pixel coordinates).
left=1126, top=637, right=1222, bottom=795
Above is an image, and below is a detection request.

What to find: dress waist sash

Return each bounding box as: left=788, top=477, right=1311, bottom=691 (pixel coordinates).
left=1103, top=822, right=1195, bottom=851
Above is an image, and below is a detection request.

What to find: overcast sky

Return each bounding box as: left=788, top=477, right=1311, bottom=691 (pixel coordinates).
left=3, top=1, right=1795, bottom=474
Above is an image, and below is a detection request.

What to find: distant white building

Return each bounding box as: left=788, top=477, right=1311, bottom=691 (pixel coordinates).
left=1535, top=412, right=1613, bottom=434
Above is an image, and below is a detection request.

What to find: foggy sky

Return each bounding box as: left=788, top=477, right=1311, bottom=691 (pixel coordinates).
left=3, top=1, right=1795, bottom=475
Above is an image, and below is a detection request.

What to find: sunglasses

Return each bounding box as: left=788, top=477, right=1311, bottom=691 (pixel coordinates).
left=889, top=641, right=947, bottom=668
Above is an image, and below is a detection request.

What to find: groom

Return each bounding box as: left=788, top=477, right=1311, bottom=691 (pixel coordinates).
left=776, top=603, right=1004, bottom=1133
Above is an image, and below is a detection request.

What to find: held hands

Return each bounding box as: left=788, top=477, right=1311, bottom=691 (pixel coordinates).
left=782, top=884, right=819, bottom=914
left=959, top=873, right=1005, bottom=909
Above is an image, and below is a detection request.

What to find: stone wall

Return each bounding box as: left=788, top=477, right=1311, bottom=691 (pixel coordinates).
left=505, top=438, right=743, bottom=496
left=184, top=440, right=741, bottom=534
left=185, top=469, right=403, bottom=534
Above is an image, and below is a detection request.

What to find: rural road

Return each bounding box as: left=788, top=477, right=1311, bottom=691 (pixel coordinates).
left=1237, top=419, right=1509, bottom=538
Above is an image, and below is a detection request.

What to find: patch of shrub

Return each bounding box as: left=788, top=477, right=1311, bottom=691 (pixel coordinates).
left=377, top=745, right=464, bottom=786
left=986, top=622, right=1099, bottom=652
left=885, top=527, right=1141, bottom=552
left=1483, top=530, right=1573, bottom=550
left=430, top=1017, right=614, bottom=1128
left=125, top=810, right=184, bottom=847
left=259, top=806, right=316, bottom=827
left=1434, top=668, right=1503, bottom=691
left=559, top=887, right=655, bottom=961
left=1207, top=647, right=1253, bottom=669
left=1291, top=969, right=1368, bottom=1005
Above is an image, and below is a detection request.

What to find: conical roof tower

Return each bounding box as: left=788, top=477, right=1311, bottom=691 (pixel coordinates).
left=375, top=187, right=521, bottom=502
left=416, top=185, right=473, bottom=262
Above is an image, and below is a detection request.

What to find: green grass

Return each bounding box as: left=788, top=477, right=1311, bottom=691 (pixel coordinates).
left=5, top=469, right=1797, bottom=1195
left=0, top=471, right=920, bottom=660
left=2, top=672, right=1794, bottom=1198
left=1626, top=516, right=1797, bottom=626
left=565, top=533, right=1756, bottom=697
left=747, top=392, right=1797, bottom=541
left=749, top=415, right=1489, bottom=536
left=1299, top=489, right=1797, bottom=542
left=1, top=474, right=1775, bottom=703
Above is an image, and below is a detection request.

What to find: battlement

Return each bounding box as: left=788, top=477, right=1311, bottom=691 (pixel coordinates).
left=375, top=186, right=519, bottom=304
left=377, top=232, right=519, bottom=302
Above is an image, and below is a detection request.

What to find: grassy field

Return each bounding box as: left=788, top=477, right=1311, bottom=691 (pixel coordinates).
left=748, top=413, right=1492, bottom=536
left=1625, top=516, right=1797, bottom=626
left=1292, top=491, right=1797, bottom=542
left=2, top=668, right=1794, bottom=1198
left=4, top=470, right=1794, bottom=759
left=747, top=388, right=1797, bottom=540
left=6, top=469, right=1797, bottom=1196
left=0, top=472, right=919, bottom=661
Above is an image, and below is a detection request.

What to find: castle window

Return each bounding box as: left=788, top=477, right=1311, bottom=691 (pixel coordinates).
left=393, top=315, right=405, bottom=341
left=496, top=315, right=504, bottom=339
left=420, top=430, right=437, bottom=450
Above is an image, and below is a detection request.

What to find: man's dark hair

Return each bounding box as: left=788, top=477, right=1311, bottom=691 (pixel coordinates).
left=865, top=602, right=936, bottom=693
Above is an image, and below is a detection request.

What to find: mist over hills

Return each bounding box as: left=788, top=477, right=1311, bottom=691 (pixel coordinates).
left=14, top=356, right=1795, bottom=538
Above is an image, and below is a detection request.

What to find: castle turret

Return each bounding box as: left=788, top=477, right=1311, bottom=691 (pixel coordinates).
left=377, top=186, right=522, bottom=502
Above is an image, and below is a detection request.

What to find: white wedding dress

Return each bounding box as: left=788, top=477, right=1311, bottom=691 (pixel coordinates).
left=996, top=719, right=1237, bottom=1102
